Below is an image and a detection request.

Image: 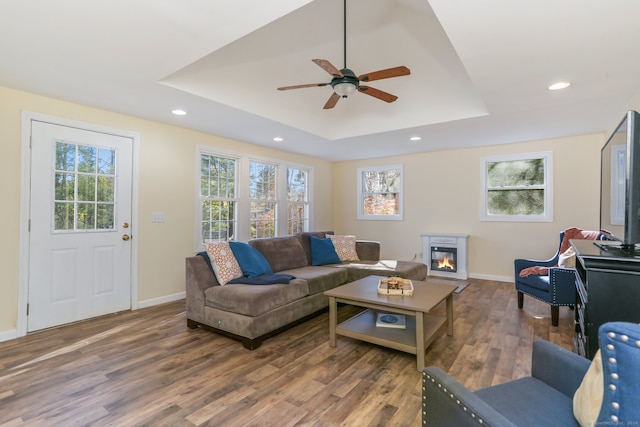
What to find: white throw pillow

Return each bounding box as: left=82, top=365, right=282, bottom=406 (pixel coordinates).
left=559, top=246, right=577, bottom=268
left=205, top=242, right=242, bottom=285
left=573, top=349, right=603, bottom=427
left=326, top=234, right=360, bottom=262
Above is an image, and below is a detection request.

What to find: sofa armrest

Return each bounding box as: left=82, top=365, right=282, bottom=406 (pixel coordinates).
left=185, top=255, right=219, bottom=321
left=423, top=367, right=517, bottom=427
left=355, top=240, right=380, bottom=261
left=531, top=340, right=590, bottom=398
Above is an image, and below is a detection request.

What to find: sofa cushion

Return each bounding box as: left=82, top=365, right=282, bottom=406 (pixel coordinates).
left=309, top=235, right=341, bottom=266
left=327, top=234, right=360, bottom=262
left=204, top=242, right=242, bottom=285
left=249, top=236, right=309, bottom=272
left=204, top=280, right=309, bottom=317
left=475, top=377, right=580, bottom=426
left=278, top=265, right=349, bottom=295
left=229, top=241, right=273, bottom=278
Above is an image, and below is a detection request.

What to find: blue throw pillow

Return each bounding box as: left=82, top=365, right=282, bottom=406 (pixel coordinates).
left=229, top=241, right=273, bottom=278
left=309, top=235, right=341, bottom=266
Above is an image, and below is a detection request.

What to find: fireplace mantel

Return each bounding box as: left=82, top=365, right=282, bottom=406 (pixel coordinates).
left=421, top=233, right=469, bottom=280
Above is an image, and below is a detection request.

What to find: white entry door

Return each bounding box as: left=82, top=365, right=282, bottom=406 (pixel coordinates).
left=28, top=120, right=133, bottom=332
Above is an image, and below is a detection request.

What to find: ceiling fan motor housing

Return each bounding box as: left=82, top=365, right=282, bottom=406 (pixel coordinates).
left=331, top=68, right=359, bottom=98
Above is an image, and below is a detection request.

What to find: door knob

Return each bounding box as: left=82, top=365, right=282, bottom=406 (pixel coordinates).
left=122, top=222, right=129, bottom=229
left=122, top=234, right=131, bottom=241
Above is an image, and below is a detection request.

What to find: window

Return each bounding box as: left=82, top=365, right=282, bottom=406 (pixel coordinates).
left=287, top=168, right=309, bottom=234
left=196, top=146, right=312, bottom=248
left=54, top=141, right=116, bottom=231
left=249, top=161, right=277, bottom=238
left=357, top=165, right=403, bottom=220
left=480, top=151, right=553, bottom=222
left=200, top=154, right=237, bottom=242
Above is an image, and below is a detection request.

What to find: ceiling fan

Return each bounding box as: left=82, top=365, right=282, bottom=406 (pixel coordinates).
left=277, top=0, right=410, bottom=109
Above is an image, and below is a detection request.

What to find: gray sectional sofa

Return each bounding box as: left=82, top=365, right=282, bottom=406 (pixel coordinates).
left=186, top=231, right=427, bottom=349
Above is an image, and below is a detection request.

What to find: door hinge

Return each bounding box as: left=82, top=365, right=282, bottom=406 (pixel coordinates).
left=28, top=219, right=31, bottom=232
left=26, top=303, right=29, bottom=316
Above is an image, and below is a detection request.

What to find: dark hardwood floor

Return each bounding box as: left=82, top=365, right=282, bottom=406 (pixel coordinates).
left=0, top=278, right=574, bottom=426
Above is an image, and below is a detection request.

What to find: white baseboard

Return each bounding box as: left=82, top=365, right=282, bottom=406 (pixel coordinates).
left=469, top=273, right=514, bottom=283
left=138, top=291, right=185, bottom=309
left=0, top=329, right=18, bottom=343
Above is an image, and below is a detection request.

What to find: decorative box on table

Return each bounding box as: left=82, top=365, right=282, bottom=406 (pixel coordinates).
left=377, top=277, right=414, bottom=296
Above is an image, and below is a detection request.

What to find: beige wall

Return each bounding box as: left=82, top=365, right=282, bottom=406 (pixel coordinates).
left=332, top=133, right=604, bottom=280
left=0, top=85, right=333, bottom=336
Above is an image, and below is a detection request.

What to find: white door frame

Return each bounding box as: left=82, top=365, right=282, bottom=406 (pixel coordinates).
left=17, top=111, right=140, bottom=337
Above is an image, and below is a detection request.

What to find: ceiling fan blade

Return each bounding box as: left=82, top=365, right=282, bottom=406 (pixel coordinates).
left=312, top=59, right=344, bottom=78
left=358, top=66, right=410, bottom=82
left=277, top=82, right=329, bottom=91
left=358, top=85, right=398, bottom=103
left=323, top=92, right=341, bottom=109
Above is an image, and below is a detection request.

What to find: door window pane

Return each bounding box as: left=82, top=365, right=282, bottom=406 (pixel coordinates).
left=53, top=141, right=116, bottom=231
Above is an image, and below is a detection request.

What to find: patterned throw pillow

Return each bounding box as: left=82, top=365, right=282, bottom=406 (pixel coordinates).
left=205, top=242, right=242, bottom=285
left=327, top=234, right=360, bottom=262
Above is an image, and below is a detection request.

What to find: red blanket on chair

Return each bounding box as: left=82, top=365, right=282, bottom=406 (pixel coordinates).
left=519, top=227, right=600, bottom=277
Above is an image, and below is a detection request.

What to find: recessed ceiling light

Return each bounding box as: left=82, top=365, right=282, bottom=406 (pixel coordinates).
left=171, top=109, right=187, bottom=116
left=548, top=82, right=571, bottom=91
left=273, top=137, right=283, bottom=142
left=410, top=136, right=422, bottom=141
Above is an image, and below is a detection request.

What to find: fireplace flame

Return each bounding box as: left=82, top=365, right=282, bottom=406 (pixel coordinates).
left=437, top=256, right=455, bottom=270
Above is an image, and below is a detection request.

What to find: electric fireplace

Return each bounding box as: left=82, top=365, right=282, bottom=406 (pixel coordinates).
left=431, top=246, right=457, bottom=273
left=421, top=233, right=469, bottom=280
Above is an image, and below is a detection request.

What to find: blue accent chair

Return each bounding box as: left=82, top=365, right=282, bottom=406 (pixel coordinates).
left=514, top=231, right=577, bottom=326
left=422, top=322, right=640, bottom=426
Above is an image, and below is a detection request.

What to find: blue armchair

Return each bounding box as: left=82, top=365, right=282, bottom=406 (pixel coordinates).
left=422, top=322, right=640, bottom=426
left=514, top=231, right=575, bottom=326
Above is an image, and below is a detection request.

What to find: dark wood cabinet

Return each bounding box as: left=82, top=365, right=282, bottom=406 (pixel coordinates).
left=572, top=239, right=640, bottom=359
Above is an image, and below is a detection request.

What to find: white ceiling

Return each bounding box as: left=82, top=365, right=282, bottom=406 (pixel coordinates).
left=2, top=0, right=640, bottom=161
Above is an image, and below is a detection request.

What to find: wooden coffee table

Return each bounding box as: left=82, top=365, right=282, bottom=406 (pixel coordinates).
left=324, top=275, right=456, bottom=371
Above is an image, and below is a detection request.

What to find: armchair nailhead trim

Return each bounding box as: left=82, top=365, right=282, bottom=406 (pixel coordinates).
left=423, top=372, right=485, bottom=425
left=599, top=325, right=640, bottom=424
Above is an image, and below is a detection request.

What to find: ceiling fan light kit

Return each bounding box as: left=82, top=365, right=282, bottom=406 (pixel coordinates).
left=277, top=0, right=410, bottom=109
left=331, top=68, right=359, bottom=97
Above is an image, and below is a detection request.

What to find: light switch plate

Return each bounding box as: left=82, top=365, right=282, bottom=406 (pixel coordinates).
left=151, top=212, right=165, bottom=223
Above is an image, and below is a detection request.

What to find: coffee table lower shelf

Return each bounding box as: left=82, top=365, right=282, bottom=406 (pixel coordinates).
left=336, top=309, right=447, bottom=356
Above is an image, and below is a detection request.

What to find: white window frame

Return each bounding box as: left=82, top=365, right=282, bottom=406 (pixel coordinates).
left=198, top=152, right=240, bottom=245
left=357, top=164, right=404, bottom=221
left=195, top=145, right=313, bottom=250
left=249, top=160, right=278, bottom=239
left=480, top=151, right=553, bottom=222
left=286, top=167, right=310, bottom=235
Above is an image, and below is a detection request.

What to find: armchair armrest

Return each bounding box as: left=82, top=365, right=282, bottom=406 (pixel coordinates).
left=423, top=367, right=517, bottom=427
left=514, top=256, right=557, bottom=272
left=548, top=267, right=578, bottom=303
left=531, top=340, right=590, bottom=398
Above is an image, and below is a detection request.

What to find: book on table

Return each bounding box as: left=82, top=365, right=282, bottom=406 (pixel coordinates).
left=376, top=313, right=406, bottom=329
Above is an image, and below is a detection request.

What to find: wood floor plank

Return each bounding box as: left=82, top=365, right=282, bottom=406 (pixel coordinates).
left=0, top=279, right=575, bottom=426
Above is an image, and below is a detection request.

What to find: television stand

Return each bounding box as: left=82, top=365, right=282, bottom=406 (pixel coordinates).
left=572, top=239, right=640, bottom=359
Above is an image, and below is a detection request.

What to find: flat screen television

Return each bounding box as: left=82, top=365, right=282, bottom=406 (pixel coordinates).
left=600, top=110, right=640, bottom=253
